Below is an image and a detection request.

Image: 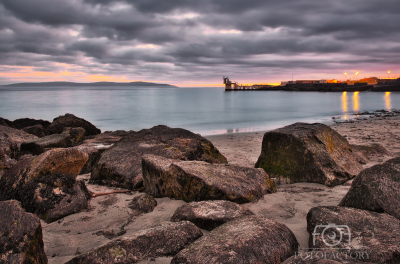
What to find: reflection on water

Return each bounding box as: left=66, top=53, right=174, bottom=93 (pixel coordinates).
left=0, top=87, right=399, bottom=135
left=342, top=92, right=348, bottom=112
left=386, top=92, right=391, bottom=110
left=353, top=91, right=359, bottom=112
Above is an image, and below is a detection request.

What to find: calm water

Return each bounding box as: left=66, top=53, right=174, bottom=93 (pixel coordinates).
left=0, top=86, right=398, bottom=135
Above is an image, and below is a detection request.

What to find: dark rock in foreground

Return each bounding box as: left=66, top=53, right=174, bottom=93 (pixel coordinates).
left=171, top=215, right=298, bottom=264
left=12, top=118, right=51, bottom=130
left=339, top=157, right=400, bottom=220
left=255, top=123, right=363, bottom=187
left=22, top=177, right=90, bottom=223
left=0, top=148, right=89, bottom=222
left=45, top=113, right=100, bottom=136
left=171, top=200, right=254, bottom=230
left=142, top=154, right=276, bottom=203
left=66, top=221, right=202, bottom=264
left=91, top=125, right=227, bottom=189
left=307, top=206, right=400, bottom=263
left=0, top=200, right=47, bottom=264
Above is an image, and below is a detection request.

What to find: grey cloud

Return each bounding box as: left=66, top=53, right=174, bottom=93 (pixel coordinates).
left=0, top=0, right=399, bottom=84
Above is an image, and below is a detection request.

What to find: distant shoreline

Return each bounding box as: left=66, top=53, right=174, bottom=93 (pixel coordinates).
left=1, top=81, right=178, bottom=88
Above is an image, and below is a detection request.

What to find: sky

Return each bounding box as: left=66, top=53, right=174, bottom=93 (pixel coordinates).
left=0, top=0, right=400, bottom=87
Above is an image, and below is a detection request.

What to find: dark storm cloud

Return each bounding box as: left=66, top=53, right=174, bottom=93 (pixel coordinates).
left=0, top=0, right=400, bottom=84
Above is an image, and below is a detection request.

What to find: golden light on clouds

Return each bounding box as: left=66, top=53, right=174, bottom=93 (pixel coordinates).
left=0, top=64, right=139, bottom=83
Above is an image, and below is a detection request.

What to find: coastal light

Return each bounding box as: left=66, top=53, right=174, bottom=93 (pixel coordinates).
left=385, top=92, right=391, bottom=110
left=353, top=91, right=359, bottom=111
left=388, top=71, right=391, bottom=78
left=344, top=72, right=347, bottom=82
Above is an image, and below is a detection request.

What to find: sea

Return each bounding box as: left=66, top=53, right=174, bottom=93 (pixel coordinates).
left=0, top=86, right=398, bottom=136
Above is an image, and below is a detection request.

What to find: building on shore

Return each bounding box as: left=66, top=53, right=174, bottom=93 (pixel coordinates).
left=281, top=79, right=328, bottom=85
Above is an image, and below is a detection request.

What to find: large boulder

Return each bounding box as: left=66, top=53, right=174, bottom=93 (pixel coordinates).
left=66, top=221, right=203, bottom=264
left=0, top=148, right=17, bottom=173
left=20, top=174, right=90, bottom=223
left=20, top=133, right=71, bottom=155
left=0, top=117, right=14, bottom=127
left=91, top=125, right=227, bottom=189
left=45, top=113, right=100, bottom=136
left=0, top=148, right=90, bottom=222
left=171, top=200, right=254, bottom=230
left=255, top=123, right=363, bottom=187
left=1, top=125, right=38, bottom=175
left=0, top=125, right=38, bottom=159
left=22, top=124, right=45, bottom=137
left=339, top=157, right=400, bottom=220
left=0, top=200, right=47, bottom=264
left=77, top=131, right=126, bottom=174
left=21, top=127, right=86, bottom=155
left=171, top=215, right=298, bottom=264
left=142, top=154, right=276, bottom=203
left=307, top=206, right=400, bottom=263
left=12, top=118, right=51, bottom=130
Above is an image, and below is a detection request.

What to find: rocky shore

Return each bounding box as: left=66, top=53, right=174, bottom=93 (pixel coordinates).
left=1, top=111, right=400, bottom=263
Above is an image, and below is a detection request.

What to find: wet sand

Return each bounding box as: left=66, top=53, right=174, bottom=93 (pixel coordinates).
left=43, top=114, right=399, bottom=263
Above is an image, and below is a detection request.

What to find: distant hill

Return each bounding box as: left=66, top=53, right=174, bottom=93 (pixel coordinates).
left=1, top=81, right=178, bottom=88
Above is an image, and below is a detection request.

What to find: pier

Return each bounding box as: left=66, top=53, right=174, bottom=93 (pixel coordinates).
left=223, top=76, right=272, bottom=91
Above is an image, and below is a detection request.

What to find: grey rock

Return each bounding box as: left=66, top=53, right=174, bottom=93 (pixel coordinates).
left=12, top=118, right=51, bottom=129
left=0, top=148, right=89, bottom=222
left=22, top=124, right=45, bottom=137
left=45, top=113, right=100, bottom=136
left=0, top=200, right=47, bottom=264
left=62, top=127, right=86, bottom=146
left=128, top=193, right=157, bottom=215
left=171, top=200, right=254, bottom=230
left=20, top=133, right=71, bottom=155
left=339, top=157, right=400, bottom=220
left=21, top=127, right=86, bottom=155
left=142, top=154, right=276, bottom=203
left=171, top=215, right=298, bottom=264
left=75, top=132, right=124, bottom=174
left=66, top=221, right=203, bottom=264
left=91, top=125, right=227, bottom=189
left=350, top=143, right=391, bottom=164
left=255, top=123, right=363, bottom=187
left=307, top=206, right=400, bottom=263
left=0, top=117, right=14, bottom=127
left=0, top=125, right=38, bottom=159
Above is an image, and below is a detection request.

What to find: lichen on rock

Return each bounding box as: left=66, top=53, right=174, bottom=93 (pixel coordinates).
left=255, top=122, right=363, bottom=186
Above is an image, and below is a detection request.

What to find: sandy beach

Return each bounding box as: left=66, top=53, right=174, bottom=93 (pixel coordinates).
left=41, top=113, right=399, bottom=264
